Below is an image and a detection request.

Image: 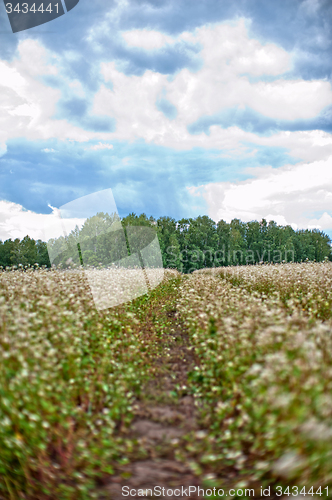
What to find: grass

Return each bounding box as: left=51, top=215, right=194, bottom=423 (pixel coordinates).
left=1, top=262, right=332, bottom=498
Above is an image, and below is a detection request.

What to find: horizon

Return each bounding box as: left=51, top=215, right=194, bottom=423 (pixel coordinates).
left=0, top=210, right=331, bottom=244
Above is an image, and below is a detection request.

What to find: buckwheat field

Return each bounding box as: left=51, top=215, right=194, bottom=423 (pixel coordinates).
left=1, top=262, right=332, bottom=498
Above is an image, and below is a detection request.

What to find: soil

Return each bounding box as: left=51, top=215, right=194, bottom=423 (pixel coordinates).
left=97, top=309, right=205, bottom=499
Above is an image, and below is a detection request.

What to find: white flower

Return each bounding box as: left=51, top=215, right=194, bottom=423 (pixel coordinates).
left=273, top=451, right=306, bottom=478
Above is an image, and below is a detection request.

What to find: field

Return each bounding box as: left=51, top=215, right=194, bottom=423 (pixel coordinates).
left=1, top=262, right=332, bottom=499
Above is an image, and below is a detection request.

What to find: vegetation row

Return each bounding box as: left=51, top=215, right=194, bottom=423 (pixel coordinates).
left=1, top=213, right=331, bottom=272
left=2, top=262, right=332, bottom=497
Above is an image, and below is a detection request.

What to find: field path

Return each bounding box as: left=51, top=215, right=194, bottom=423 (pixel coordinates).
left=96, top=275, right=279, bottom=500
left=98, top=303, right=204, bottom=499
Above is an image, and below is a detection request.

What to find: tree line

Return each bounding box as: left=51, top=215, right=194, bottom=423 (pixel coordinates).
left=1, top=213, right=331, bottom=273
left=0, top=237, right=51, bottom=268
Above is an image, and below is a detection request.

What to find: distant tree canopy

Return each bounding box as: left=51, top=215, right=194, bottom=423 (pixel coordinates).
left=1, top=213, right=331, bottom=272
left=0, top=236, right=51, bottom=269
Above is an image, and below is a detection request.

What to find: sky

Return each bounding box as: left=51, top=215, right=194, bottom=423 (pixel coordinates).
left=0, top=0, right=332, bottom=241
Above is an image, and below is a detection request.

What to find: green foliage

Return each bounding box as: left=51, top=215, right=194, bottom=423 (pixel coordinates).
left=0, top=267, right=180, bottom=499
left=2, top=245, right=332, bottom=495
left=1, top=215, right=331, bottom=272
left=0, top=238, right=51, bottom=268
left=179, top=262, right=332, bottom=488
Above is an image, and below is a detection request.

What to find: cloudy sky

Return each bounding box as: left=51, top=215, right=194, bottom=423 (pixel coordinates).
left=0, top=0, right=332, bottom=241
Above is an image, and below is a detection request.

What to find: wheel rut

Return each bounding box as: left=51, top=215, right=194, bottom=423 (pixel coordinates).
left=98, top=309, right=204, bottom=499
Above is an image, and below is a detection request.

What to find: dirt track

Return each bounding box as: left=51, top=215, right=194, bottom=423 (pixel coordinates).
left=98, top=308, right=204, bottom=499
left=97, top=304, right=279, bottom=500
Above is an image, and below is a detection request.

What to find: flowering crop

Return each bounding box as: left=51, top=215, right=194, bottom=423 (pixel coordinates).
left=178, top=262, right=332, bottom=487
left=0, top=267, right=179, bottom=499
left=2, top=262, right=332, bottom=497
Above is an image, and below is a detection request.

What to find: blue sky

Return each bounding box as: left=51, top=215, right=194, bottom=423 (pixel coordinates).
left=0, top=0, right=332, bottom=240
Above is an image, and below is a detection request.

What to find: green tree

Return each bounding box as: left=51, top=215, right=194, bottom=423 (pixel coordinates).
left=229, top=219, right=246, bottom=265
left=10, top=236, right=38, bottom=266
left=0, top=239, right=15, bottom=268
left=43, top=212, right=332, bottom=273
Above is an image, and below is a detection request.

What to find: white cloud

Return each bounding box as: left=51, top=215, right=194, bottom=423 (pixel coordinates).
left=189, top=155, right=332, bottom=231
left=42, top=148, right=56, bottom=153
left=95, top=64, right=172, bottom=142
left=182, top=20, right=291, bottom=76
left=121, top=29, right=174, bottom=50
left=165, top=22, right=330, bottom=123
left=252, top=129, right=332, bottom=163
left=91, top=20, right=332, bottom=158
left=246, top=79, right=332, bottom=120
left=0, top=20, right=331, bottom=164
left=307, top=212, right=332, bottom=230
left=0, top=200, right=86, bottom=241
left=0, top=40, right=110, bottom=147
left=85, top=142, right=114, bottom=151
